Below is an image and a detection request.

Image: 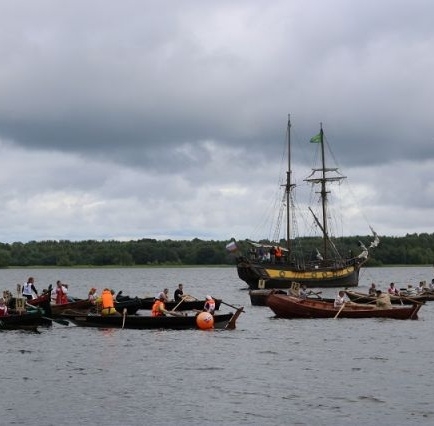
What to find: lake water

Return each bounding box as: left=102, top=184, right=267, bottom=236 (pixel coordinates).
left=1, top=266, right=434, bottom=426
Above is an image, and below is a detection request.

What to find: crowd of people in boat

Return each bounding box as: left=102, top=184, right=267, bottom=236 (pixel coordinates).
left=368, top=280, right=434, bottom=297
left=1, top=276, right=217, bottom=320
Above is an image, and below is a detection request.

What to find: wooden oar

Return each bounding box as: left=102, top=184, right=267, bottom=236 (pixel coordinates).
left=171, top=295, right=189, bottom=312
left=333, top=303, right=346, bottom=319
left=220, top=300, right=246, bottom=313
left=122, top=308, right=127, bottom=329
left=398, top=296, right=425, bottom=305
left=26, top=302, right=69, bottom=326
left=165, top=309, right=186, bottom=317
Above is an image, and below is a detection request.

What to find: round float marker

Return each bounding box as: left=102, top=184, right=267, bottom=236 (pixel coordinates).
left=196, top=312, right=214, bottom=329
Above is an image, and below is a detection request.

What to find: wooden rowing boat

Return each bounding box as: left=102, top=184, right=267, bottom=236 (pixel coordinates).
left=266, top=293, right=422, bottom=319
left=61, top=307, right=244, bottom=330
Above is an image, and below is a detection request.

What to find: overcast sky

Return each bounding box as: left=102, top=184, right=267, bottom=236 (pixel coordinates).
left=0, top=0, right=433, bottom=244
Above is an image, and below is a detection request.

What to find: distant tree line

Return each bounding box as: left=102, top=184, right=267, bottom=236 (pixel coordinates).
left=0, top=233, right=433, bottom=268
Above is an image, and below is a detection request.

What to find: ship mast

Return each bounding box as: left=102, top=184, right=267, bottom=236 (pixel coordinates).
left=304, top=124, right=346, bottom=260
left=285, top=114, right=296, bottom=257
left=319, top=125, right=328, bottom=257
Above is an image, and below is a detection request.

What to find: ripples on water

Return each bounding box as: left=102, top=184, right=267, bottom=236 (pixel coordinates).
left=1, top=266, right=434, bottom=425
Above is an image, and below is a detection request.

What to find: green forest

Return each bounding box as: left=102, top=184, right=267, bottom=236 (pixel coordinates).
left=0, top=233, right=433, bottom=268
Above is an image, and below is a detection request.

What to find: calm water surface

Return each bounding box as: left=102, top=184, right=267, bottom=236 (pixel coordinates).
left=1, top=266, right=434, bottom=426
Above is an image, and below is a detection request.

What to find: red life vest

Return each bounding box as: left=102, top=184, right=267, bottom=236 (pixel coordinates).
left=55, top=287, right=68, bottom=305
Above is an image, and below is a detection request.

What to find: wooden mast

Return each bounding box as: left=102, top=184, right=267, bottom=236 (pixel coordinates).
left=285, top=114, right=295, bottom=260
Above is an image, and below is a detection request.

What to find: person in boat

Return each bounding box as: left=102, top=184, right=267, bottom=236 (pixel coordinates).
left=333, top=291, right=347, bottom=308
left=269, top=246, right=276, bottom=263
left=203, top=295, right=216, bottom=314
left=54, top=280, right=69, bottom=305
left=22, top=277, right=39, bottom=300
left=88, top=287, right=98, bottom=304
left=275, top=246, right=282, bottom=263
left=405, top=284, right=417, bottom=296
left=0, top=298, right=8, bottom=316
left=299, top=284, right=310, bottom=299
left=174, top=283, right=184, bottom=302
left=376, top=290, right=392, bottom=309
left=416, top=281, right=426, bottom=294
left=368, top=283, right=377, bottom=296
left=151, top=294, right=167, bottom=317
left=100, top=288, right=118, bottom=315
left=387, top=282, right=400, bottom=296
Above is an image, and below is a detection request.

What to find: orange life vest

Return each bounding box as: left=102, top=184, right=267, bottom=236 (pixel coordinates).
left=152, top=300, right=165, bottom=317
left=101, top=290, right=114, bottom=309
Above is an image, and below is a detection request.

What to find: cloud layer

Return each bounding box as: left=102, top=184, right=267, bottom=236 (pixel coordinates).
left=0, top=0, right=433, bottom=243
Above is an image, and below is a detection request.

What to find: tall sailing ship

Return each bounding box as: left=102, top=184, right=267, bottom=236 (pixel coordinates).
left=234, top=115, right=379, bottom=290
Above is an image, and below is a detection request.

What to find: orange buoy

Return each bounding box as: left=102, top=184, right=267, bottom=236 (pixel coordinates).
left=196, top=312, right=214, bottom=330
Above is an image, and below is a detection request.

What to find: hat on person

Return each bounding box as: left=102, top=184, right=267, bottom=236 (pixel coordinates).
left=206, top=295, right=212, bottom=300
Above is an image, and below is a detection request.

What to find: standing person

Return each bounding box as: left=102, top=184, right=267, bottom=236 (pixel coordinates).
left=269, top=246, right=277, bottom=264
left=275, top=246, right=282, bottom=263
left=22, top=277, right=38, bottom=300
left=203, top=295, right=216, bottom=314
left=174, top=284, right=184, bottom=302
left=54, top=280, right=68, bottom=305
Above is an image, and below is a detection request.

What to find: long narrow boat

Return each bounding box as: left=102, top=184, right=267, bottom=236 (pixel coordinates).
left=138, top=297, right=222, bottom=311
left=266, top=293, right=421, bottom=319
left=345, top=290, right=434, bottom=305
left=61, top=307, right=244, bottom=330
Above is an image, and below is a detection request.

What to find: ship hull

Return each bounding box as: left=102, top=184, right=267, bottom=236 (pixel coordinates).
left=236, top=258, right=362, bottom=289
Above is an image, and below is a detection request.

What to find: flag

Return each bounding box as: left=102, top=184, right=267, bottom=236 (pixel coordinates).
left=225, top=241, right=238, bottom=252
left=310, top=132, right=321, bottom=143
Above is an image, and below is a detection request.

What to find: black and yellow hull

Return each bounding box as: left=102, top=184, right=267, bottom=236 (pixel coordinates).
left=236, top=258, right=363, bottom=289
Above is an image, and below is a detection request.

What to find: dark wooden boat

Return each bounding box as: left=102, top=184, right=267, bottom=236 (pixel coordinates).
left=345, top=290, right=434, bottom=305
left=61, top=307, right=244, bottom=330
left=266, top=293, right=421, bottom=319
left=138, top=297, right=222, bottom=311
left=0, top=311, right=52, bottom=331
left=235, top=117, right=379, bottom=290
